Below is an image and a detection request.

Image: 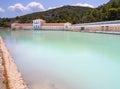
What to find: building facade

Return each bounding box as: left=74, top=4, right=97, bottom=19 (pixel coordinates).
left=73, top=20, right=120, bottom=32
left=11, top=23, right=33, bottom=30
left=11, top=19, right=72, bottom=30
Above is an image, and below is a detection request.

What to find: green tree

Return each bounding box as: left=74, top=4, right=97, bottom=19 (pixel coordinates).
left=108, top=8, right=118, bottom=20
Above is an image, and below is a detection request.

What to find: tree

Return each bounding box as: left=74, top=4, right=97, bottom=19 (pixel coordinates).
left=108, top=8, right=118, bottom=20
left=111, top=1, right=119, bottom=8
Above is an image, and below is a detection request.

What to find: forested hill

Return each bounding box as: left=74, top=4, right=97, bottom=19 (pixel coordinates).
left=17, top=6, right=91, bottom=24
left=81, top=0, right=120, bottom=23
left=0, top=0, right=120, bottom=27
left=107, top=0, right=120, bottom=5
left=14, top=0, right=120, bottom=23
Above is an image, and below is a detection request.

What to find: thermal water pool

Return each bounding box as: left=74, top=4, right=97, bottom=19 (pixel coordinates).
left=0, top=30, right=120, bottom=89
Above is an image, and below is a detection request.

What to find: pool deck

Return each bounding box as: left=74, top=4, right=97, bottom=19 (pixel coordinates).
left=0, top=37, right=28, bottom=89
left=0, top=46, right=6, bottom=89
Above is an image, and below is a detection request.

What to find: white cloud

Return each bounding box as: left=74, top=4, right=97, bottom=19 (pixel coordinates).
left=0, top=7, right=5, bottom=12
left=8, top=3, right=26, bottom=12
left=26, top=2, right=45, bottom=11
left=8, top=2, right=45, bottom=12
left=72, top=3, right=94, bottom=8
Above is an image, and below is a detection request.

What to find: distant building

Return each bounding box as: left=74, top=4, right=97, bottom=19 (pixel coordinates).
left=73, top=20, right=120, bottom=32
left=33, top=19, right=46, bottom=30
left=11, top=19, right=72, bottom=30
left=11, top=23, right=33, bottom=30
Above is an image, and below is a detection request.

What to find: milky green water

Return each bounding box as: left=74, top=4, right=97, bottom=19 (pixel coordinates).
left=0, top=30, right=120, bottom=89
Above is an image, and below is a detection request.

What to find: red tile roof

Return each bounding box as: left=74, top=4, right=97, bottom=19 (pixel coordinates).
left=33, top=19, right=46, bottom=22
left=12, top=22, right=71, bottom=27
left=42, top=23, right=65, bottom=26
left=15, top=23, right=33, bottom=26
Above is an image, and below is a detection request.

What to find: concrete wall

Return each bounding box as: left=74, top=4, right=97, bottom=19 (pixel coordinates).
left=0, top=37, right=28, bottom=89
left=84, top=25, right=102, bottom=32
left=69, top=26, right=81, bottom=31
left=12, top=25, right=72, bottom=31
left=0, top=47, right=6, bottom=89
left=106, top=25, right=120, bottom=32
left=41, top=26, right=64, bottom=30
left=41, top=26, right=74, bottom=31
left=11, top=22, right=120, bottom=32
left=12, top=26, right=33, bottom=30
left=72, top=25, right=120, bottom=32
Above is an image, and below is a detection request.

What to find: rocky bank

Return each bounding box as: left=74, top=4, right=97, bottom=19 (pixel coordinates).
left=0, top=37, right=28, bottom=89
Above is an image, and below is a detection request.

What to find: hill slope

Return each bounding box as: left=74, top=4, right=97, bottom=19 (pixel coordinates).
left=82, top=0, right=120, bottom=22
left=107, top=0, right=120, bottom=4
left=18, top=6, right=91, bottom=24
left=17, top=0, right=120, bottom=24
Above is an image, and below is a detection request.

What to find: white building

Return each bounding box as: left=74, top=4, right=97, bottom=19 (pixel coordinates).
left=11, top=23, right=33, bottom=30
left=11, top=19, right=72, bottom=30
left=33, top=19, right=46, bottom=30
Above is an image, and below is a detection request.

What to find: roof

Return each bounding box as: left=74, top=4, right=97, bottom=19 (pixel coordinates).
left=42, top=23, right=65, bottom=26
left=33, top=19, right=46, bottom=22
left=14, top=23, right=33, bottom=26
left=65, top=22, right=72, bottom=24
left=12, top=22, right=71, bottom=27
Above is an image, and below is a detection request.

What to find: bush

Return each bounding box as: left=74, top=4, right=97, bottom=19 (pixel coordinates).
left=12, top=28, right=16, bottom=30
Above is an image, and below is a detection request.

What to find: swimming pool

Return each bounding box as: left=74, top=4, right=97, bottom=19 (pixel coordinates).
left=1, top=30, right=120, bottom=89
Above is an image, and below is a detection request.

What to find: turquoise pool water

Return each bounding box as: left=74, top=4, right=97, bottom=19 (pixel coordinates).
left=0, top=30, right=120, bottom=89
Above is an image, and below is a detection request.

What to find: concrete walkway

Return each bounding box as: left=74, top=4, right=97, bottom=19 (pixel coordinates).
left=0, top=37, right=28, bottom=89
left=0, top=48, right=6, bottom=89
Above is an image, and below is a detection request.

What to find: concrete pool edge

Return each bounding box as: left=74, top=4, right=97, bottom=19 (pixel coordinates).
left=0, top=37, right=28, bottom=89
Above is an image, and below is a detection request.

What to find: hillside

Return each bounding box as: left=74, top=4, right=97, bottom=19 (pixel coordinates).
left=17, top=6, right=91, bottom=24
left=82, top=0, right=120, bottom=22
left=107, top=0, right=120, bottom=5
left=16, top=0, right=120, bottom=24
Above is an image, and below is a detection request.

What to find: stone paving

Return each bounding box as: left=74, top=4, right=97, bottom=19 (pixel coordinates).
left=0, top=37, right=28, bottom=89
left=0, top=48, right=6, bottom=89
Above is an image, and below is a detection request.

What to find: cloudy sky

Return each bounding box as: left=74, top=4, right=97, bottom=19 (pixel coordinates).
left=0, top=0, right=109, bottom=18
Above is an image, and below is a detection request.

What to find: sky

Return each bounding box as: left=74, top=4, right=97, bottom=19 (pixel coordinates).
left=0, top=0, right=110, bottom=18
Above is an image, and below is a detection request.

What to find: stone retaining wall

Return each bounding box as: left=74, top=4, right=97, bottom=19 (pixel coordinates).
left=73, top=25, right=120, bottom=32
left=0, top=47, right=6, bottom=89
left=0, top=37, right=28, bottom=89
left=80, top=25, right=120, bottom=32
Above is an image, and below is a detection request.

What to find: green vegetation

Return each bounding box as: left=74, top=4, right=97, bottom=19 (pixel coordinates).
left=17, top=6, right=91, bottom=24
left=0, top=0, right=120, bottom=27
left=0, top=18, right=11, bottom=27
left=12, top=28, right=16, bottom=30
left=84, top=0, right=120, bottom=22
